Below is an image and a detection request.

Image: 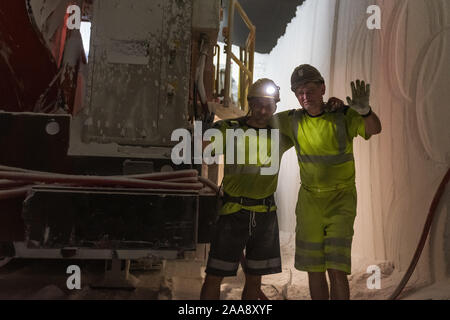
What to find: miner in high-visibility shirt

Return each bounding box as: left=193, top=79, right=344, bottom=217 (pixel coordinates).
left=200, top=78, right=293, bottom=300
left=271, top=64, right=382, bottom=300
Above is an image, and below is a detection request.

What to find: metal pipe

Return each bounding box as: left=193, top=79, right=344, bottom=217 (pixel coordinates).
left=195, top=36, right=209, bottom=107
left=214, top=44, right=220, bottom=96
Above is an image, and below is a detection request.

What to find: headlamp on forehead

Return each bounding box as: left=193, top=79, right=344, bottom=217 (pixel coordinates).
left=265, top=85, right=276, bottom=95
left=247, top=78, right=281, bottom=102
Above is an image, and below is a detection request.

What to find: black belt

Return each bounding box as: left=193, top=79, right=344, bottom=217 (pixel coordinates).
left=223, top=193, right=275, bottom=207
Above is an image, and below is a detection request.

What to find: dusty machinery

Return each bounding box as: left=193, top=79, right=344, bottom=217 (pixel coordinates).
left=0, top=0, right=255, bottom=289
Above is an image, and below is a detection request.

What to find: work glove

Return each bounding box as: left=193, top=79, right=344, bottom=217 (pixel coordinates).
left=346, top=80, right=371, bottom=116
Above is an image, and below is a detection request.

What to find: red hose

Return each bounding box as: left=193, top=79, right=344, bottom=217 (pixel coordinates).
left=0, top=171, right=204, bottom=190
left=199, top=176, right=220, bottom=193
left=166, top=177, right=200, bottom=183
left=0, top=165, right=199, bottom=181
left=122, top=170, right=199, bottom=180
left=0, top=186, right=33, bottom=200
left=0, top=180, right=31, bottom=189
left=0, top=165, right=35, bottom=173
left=0, top=165, right=221, bottom=200
left=389, top=168, right=450, bottom=300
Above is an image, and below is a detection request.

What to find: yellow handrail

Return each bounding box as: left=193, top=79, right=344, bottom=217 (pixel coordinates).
left=223, top=0, right=255, bottom=112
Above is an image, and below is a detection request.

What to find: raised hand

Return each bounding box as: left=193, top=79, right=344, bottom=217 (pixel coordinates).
left=346, top=80, right=371, bottom=116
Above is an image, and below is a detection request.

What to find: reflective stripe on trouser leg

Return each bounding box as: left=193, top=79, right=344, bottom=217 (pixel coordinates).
left=324, top=237, right=352, bottom=274
left=295, top=240, right=353, bottom=273
left=245, top=257, right=281, bottom=271
left=295, top=239, right=326, bottom=272
left=295, top=251, right=326, bottom=272
left=207, top=258, right=240, bottom=273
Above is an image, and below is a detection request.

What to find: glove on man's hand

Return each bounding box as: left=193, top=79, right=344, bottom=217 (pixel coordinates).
left=346, top=80, right=371, bottom=116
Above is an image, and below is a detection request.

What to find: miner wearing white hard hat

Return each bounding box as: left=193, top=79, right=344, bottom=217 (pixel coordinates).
left=201, top=78, right=293, bottom=300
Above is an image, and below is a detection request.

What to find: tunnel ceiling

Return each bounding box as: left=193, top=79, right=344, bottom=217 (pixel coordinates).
left=225, top=0, right=305, bottom=53
left=82, top=0, right=304, bottom=54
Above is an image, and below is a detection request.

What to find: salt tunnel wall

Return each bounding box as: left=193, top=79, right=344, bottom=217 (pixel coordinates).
left=267, top=0, right=450, bottom=283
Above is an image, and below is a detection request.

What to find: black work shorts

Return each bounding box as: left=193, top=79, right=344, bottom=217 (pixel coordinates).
left=205, top=209, right=282, bottom=277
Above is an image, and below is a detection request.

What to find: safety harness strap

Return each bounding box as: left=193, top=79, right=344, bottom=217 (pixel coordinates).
left=223, top=193, right=275, bottom=207
left=292, top=109, right=303, bottom=155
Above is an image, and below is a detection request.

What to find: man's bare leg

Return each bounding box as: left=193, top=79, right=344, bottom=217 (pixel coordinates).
left=308, top=272, right=329, bottom=300
left=327, top=269, right=350, bottom=300
left=242, top=273, right=261, bottom=300
left=200, top=274, right=223, bottom=300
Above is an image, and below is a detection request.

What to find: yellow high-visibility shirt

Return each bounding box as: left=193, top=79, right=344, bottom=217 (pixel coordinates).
left=212, top=117, right=293, bottom=214
left=271, top=107, right=371, bottom=191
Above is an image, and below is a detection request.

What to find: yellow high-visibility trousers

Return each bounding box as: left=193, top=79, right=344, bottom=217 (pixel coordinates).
left=295, top=185, right=357, bottom=274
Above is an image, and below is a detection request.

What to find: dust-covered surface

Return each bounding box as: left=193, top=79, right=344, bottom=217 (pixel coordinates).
left=2, top=232, right=447, bottom=300
left=217, top=232, right=449, bottom=300
left=0, top=259, right=164, bottom=300
left=81, top=0, right=193, bottom=148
